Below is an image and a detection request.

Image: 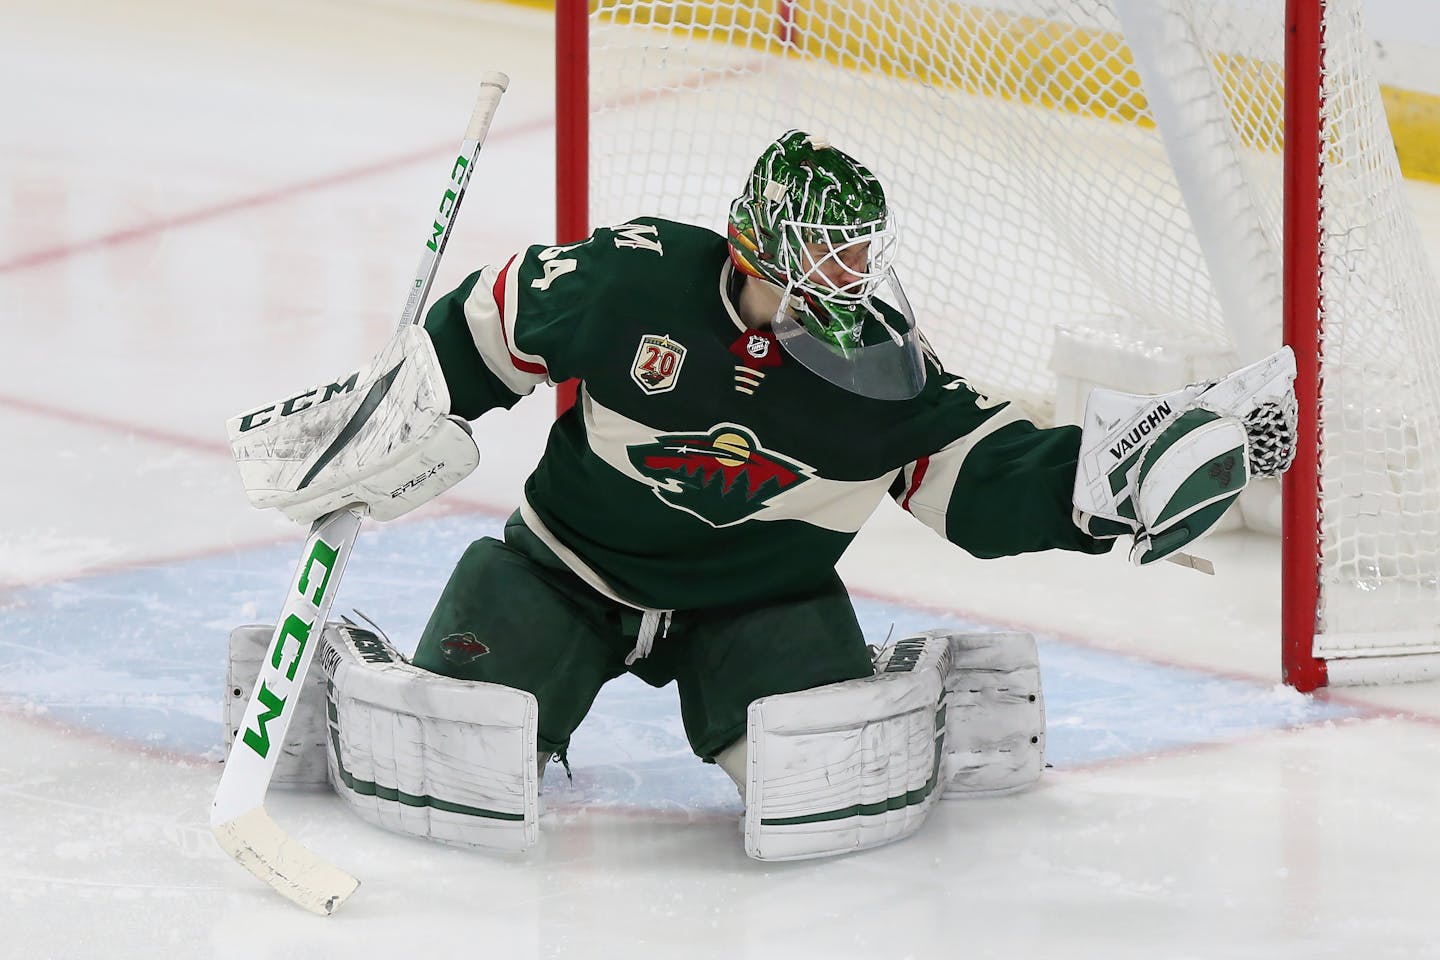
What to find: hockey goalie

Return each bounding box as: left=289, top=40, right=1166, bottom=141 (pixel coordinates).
left=227, top=130, right=1297, bottom=862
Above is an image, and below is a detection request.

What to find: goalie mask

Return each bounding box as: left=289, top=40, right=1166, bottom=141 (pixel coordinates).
left=727, top=131, right=927, bottom=400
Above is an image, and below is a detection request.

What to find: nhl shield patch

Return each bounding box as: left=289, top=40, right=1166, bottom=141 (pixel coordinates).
left=631, top=334, right=687, bottom=395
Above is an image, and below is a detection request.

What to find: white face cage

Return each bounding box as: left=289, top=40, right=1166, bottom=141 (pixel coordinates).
left=777, top=215, right=900, bottom=307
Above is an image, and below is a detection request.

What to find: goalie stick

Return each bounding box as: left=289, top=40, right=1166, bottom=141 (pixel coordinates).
left=210, top=72, right=510, bottom=915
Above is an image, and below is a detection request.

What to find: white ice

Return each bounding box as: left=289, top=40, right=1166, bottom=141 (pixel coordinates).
left=4, top=0, right=1440, bottom=957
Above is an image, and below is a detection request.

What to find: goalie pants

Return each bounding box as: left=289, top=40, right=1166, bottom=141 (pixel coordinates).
left=412, top=513, right=874, bottom=762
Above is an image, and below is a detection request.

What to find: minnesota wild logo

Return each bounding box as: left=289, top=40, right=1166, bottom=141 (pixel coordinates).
left=627, top=425, right=812, bottom=527
left=439, top=632, right=491, bottom=665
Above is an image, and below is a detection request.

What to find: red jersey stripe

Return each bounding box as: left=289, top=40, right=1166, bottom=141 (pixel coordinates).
left=492, top=254, right=548, bottom=376
left=900, top=456, right=929, bottom=513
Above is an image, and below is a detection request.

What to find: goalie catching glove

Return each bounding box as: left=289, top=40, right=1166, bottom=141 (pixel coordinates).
left=1073, top=346, right=1297, bottom=565
left=227, top=326, right=478, bottom=523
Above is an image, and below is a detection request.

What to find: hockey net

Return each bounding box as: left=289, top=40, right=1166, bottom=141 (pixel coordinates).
left=558, top=0, right=1440, bottom=687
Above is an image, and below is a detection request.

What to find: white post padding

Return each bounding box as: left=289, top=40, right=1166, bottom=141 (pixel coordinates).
left=226, top=625, right=330, bottom=786
left=1112, top=0, right=1282, bottom=368
left=320, top=622, right=540, bottom=851
left=939, top=631, right=1045, bottom=798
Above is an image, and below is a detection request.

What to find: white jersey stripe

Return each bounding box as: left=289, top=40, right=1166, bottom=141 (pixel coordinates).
left=899, top=406, right=1025, bottom=537
left=462, top=257, right=551, bottom=396
left=582, top=388, right=897, bottom=533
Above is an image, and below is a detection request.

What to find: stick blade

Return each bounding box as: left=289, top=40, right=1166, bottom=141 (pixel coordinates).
left=1162, top=550, right=1215, bottom=575
left=214, top=807, right=360, bottom=916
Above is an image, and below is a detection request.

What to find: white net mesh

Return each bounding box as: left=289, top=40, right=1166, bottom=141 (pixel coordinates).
left=1315, top=0, right=1440, bottom=653
left=582, top=0, right=1440, bottom=663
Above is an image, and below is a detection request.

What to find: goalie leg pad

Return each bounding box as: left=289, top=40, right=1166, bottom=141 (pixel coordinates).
left=227, top=624, right=329, bottom=785
left=938, top=631, right=1045, bottom=797
left=741, top=633, right=952, bottom=861
left=320, top=620, right=540, bottom=850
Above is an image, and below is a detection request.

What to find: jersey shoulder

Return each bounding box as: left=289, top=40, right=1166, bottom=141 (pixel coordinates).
left=569, top=216, right=729, bottom=303
left=512, top=217, right=722, bottom=305
left=585, top=216, right=727, bottom=269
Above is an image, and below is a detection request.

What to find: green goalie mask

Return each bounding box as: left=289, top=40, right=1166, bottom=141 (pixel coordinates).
left=727, top=130, right=926, bottom=400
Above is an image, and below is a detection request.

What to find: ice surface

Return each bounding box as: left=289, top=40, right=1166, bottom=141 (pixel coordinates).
left=4, top=0, right=1440, bottom=956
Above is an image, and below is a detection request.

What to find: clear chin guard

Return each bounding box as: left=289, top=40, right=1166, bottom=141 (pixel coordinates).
left=771, top=269, right=928, bottom=401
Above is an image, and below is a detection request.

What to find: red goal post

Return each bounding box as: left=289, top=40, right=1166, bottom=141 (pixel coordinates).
left=555, top=0, right=1440, bottom=690
left=1281, top=0, right=1325, bottom=691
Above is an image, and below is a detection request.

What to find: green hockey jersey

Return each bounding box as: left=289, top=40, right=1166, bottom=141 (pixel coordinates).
left=423, top=217, right=1111, bottom=612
